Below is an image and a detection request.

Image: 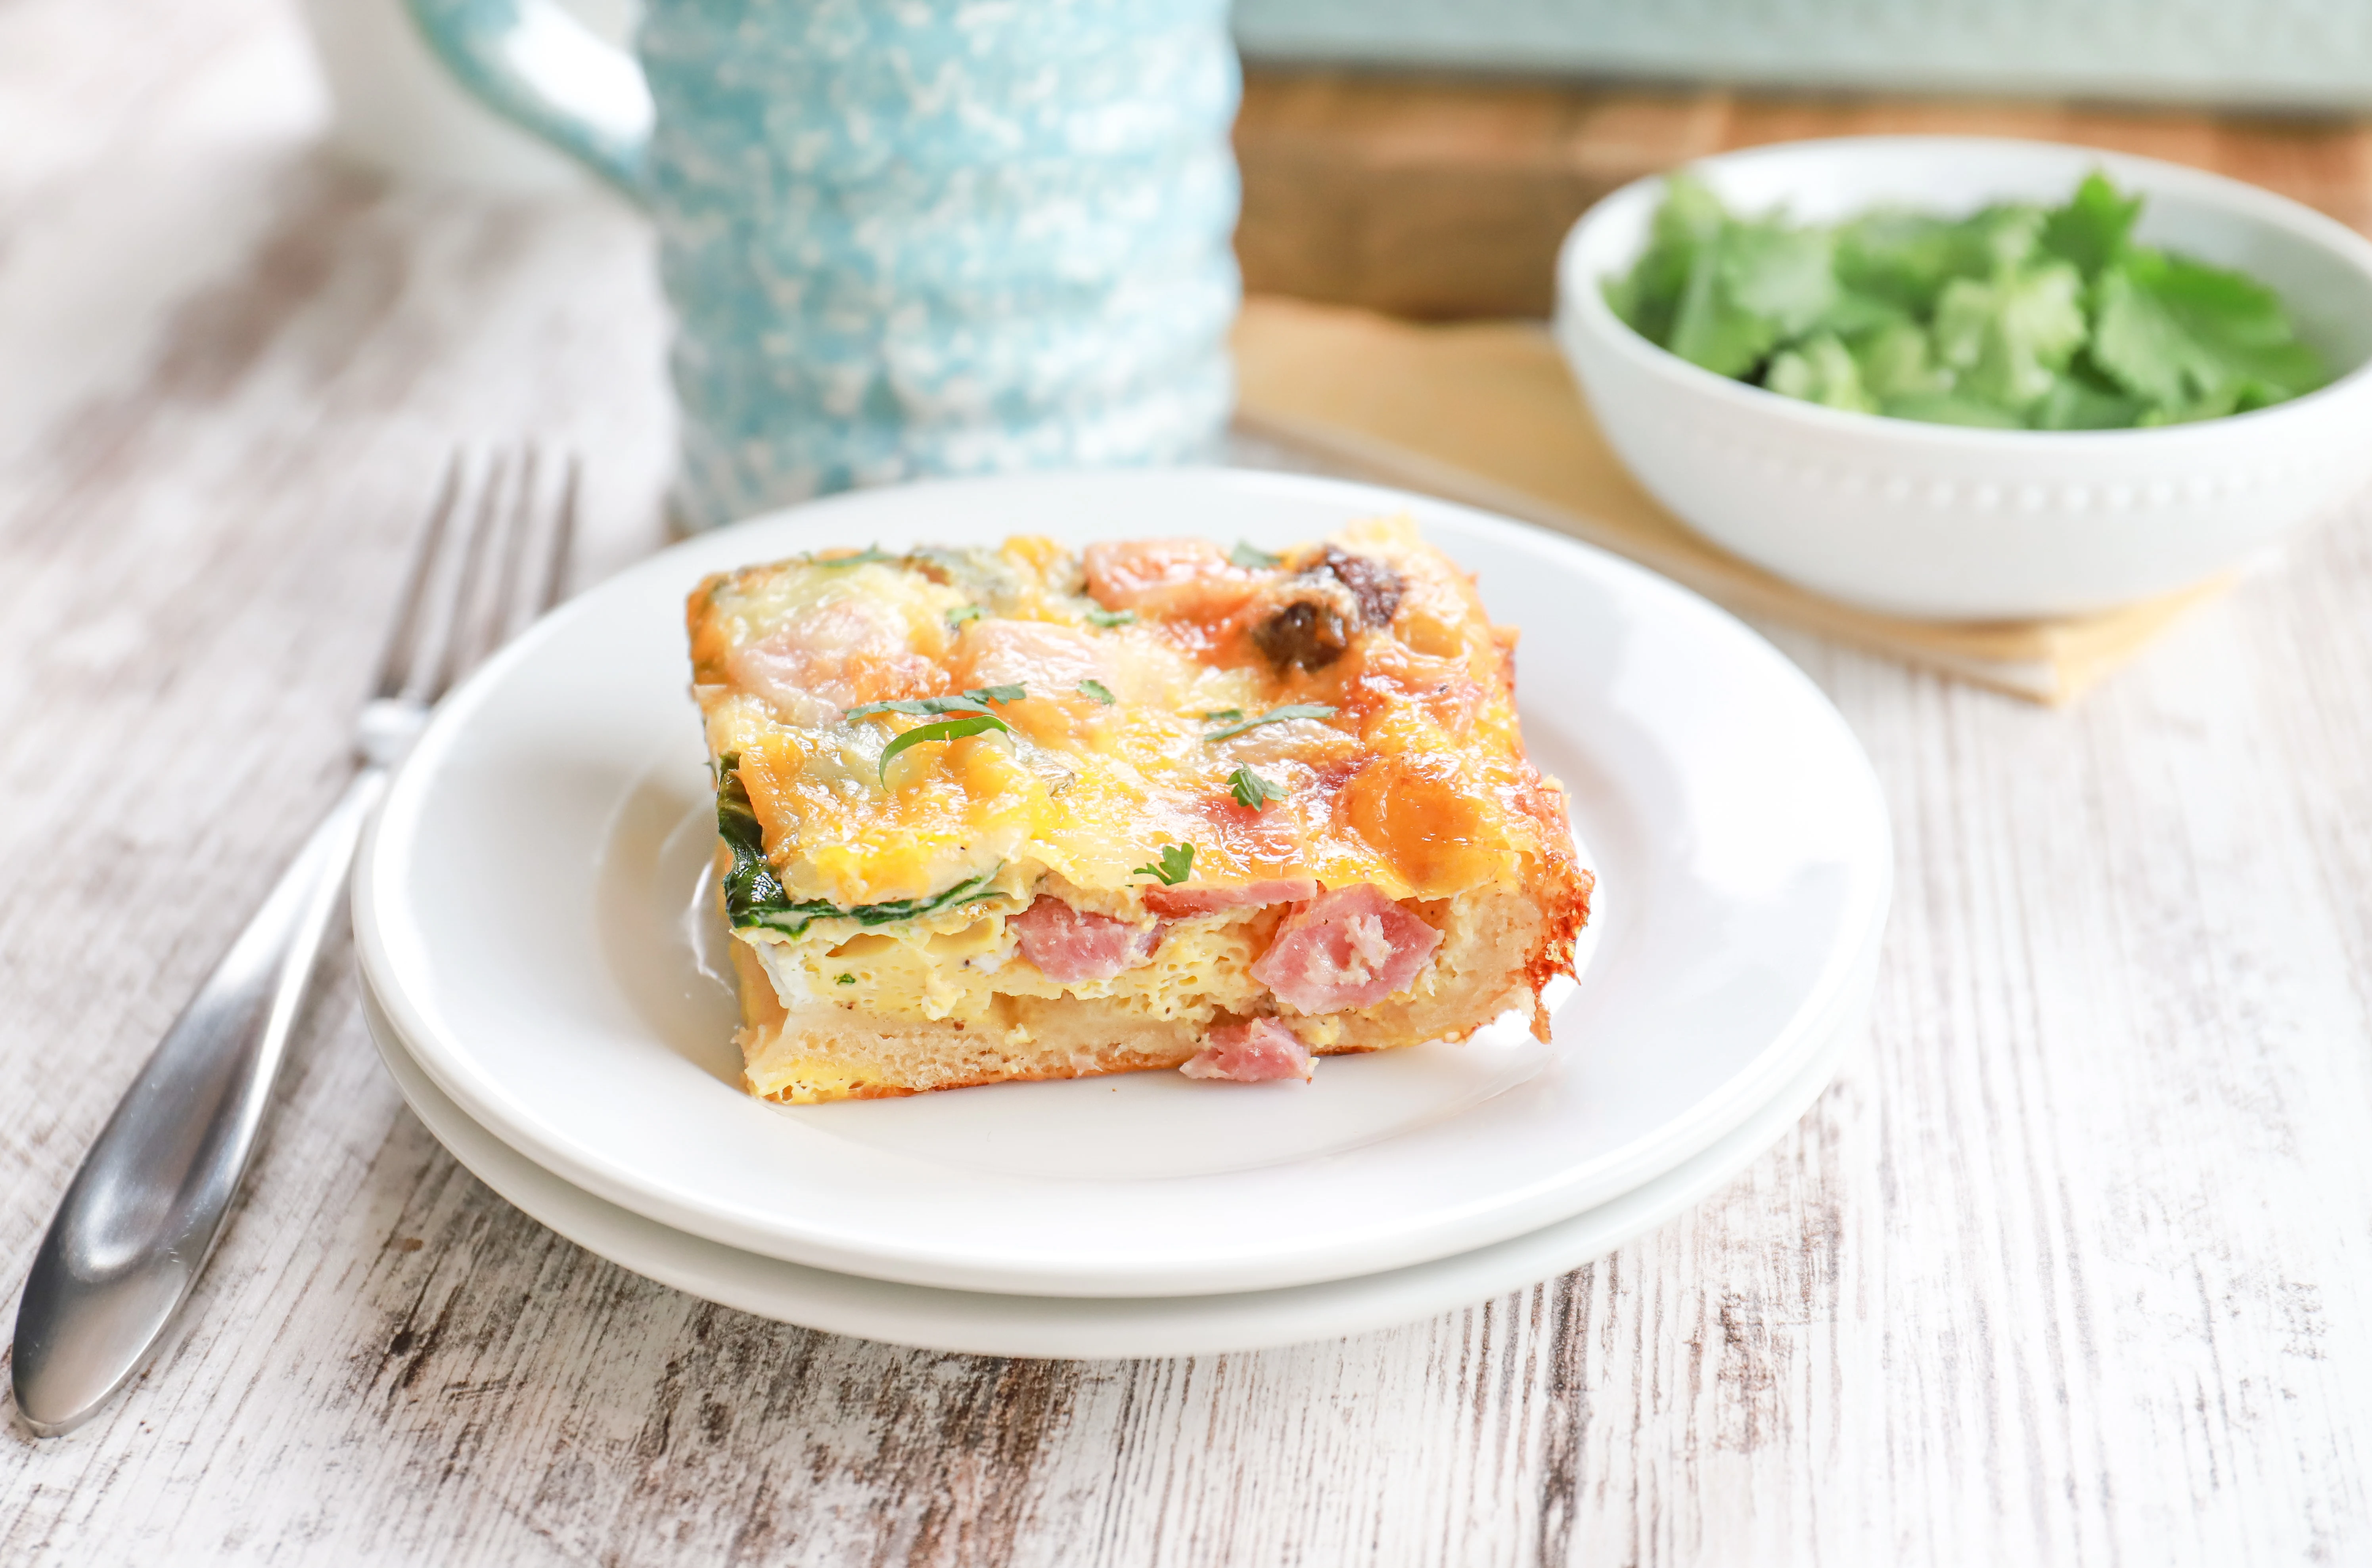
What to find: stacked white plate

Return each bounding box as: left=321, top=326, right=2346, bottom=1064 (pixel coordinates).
left=352, top=470, right=1891, bottom=1358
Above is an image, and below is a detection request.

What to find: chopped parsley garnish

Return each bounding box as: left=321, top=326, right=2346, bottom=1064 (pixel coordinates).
left=1228, top=766, right=1285, bottom=810
left=807, top=545, right=898, bottom=567
left=711, top=756, right=1006, bottom=936
left=876, top=712, right=1008, bottom=783
left=845, top=688, right=1027, bottom=783
left=844, top=686, right=1026, bottom=723
left=1077, top=679, right=1115, bottom=705
left=1132, top=842, right=1195, bottom=885
left=835, top=973, right=856, bottom=985
left=1604, top=170, right=2329, bottom=429
left=1200, top=707, right=1244, bottom=723
left=1202, top=703, right=1338, bottom=743
left=946, top=604, right=983, bottom=627
left=1228, top=541, right=1282, bottom=570
left=1084, top=607, right=1136, bottom=628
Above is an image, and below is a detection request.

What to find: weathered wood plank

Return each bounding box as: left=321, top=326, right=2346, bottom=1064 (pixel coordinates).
left=1235, top=69, right=2372, bottom=318
left=4, top=0, right=2371, bottom=1563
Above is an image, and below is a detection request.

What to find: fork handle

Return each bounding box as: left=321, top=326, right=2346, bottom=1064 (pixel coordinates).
left=10, top=766, right=389, bottom=1436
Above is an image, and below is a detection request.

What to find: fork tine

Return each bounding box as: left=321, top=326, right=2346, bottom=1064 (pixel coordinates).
left=483, top=444, right=540, bottom=664
left=537, top=454, right=579, bottom=616
left=376, top=445, right=579, bottom=713
left=425, top=450, right=512, bottom=702
left=372, top=456, right=464, bottom=701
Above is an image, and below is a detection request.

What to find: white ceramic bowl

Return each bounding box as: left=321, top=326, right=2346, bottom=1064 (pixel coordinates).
left=1554, top=137, right=2372, bottom=620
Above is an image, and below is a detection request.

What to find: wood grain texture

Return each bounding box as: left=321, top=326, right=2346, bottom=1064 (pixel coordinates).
left=1236, top=68, right=2372, bottom=317
left=5, top=2, right=2372, bottom=1562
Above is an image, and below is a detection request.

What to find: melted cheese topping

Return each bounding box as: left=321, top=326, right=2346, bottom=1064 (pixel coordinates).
left=693, top=520, right=1563, bottom=890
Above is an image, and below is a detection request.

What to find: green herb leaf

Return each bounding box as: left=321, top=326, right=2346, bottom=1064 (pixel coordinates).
left=1834, top=211, right=1975, bottom=317
left=2092, top=247, right=2328, bottom=410
left=1931, top=260, right=2087, bottom=413
left=845, top=686, right=1027, bottom=724
left=1603, top=171, right=1728, bottom=344
left=1203, top=703, right=1338, bottom=743
left=846, top=696, right=985, bottom=721
left=1084, top=607, right=1136, bottom=628
left=1720, top=220, right=1838, bottom=337
left=808, top=545, right=897, bottom=567
left=1199, top=707, right=1244, bottom=724
left=946, top=604, right=983, bottom=627
left=878, top=712, right=1010, bottom=783
left=1228, top=767, right=1285, bottom=810
left=1807, top=285, right=1911, bottom=341
left=1650, top=201, right=1841, bottom=378
left=1851, top=320, right=1955, bottom=402
left=1077, top=679, right=1115, bottom=705
left=835, top=973, right=856, bottom=985
left=2039, top=171, right=2143, bottom=281
left=1228, top=541, right=1282, bottom=570
left=1133, top=842, right=1195, bottom=885
left=1666, top=232, right=1781, bottom=378
left=2029, top=359, right=2149, bottom=430
left=1765, top=333, right=1876, bottom=414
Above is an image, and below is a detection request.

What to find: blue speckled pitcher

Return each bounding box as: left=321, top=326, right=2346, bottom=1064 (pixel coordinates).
left=406, top=0, right=1240, bottom=528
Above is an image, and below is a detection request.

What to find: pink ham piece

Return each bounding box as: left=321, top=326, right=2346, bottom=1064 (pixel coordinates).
left=1141, top=878, right=1318, bottom=920
left=1011, top=895, right=1159, bottom=985
left=1250, top=884, right=1443, bottom=1013
left=1180, top=1019, right=1312, bottom=1083
left=1081, top=538, right=1261, bottom=619
left=725, top=598, right=935, bottom=728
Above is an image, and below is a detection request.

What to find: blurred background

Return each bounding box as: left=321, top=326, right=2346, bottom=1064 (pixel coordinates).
left=12, top=0, right=2359, bottom=668
left=11, top=0, right=2372, bottom=643
left=300, top=0, right=2372, bottom=327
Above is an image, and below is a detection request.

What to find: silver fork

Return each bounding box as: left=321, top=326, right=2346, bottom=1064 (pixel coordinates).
left=9, top=449, right=577, bottom=1438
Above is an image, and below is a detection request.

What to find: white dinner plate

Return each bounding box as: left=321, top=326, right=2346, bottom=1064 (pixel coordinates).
left=353, top=468, right=1892, bottom=1298
left=361, top=969, right=1872, bottom=1357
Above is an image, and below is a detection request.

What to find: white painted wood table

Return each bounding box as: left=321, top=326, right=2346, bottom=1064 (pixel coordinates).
left=6, top=1, right=2371, bottom=1562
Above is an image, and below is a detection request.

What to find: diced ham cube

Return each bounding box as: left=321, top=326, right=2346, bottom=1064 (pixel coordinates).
left=1249, top=884, right=1442, bottom=1014
left=1179, top=1018, right=1312, bottom=1083
left=1141, top=878, right=1319, bottom=919
left=1011, top=895, right=1159, bottom=985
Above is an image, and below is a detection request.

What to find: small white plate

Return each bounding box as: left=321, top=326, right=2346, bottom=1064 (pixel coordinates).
left=353, top=469, right=1891, bottom=1298
left=361, top=970, right=1872, bottom=1357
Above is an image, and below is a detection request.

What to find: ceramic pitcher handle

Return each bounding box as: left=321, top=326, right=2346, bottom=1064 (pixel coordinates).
left=403, top=0, right=655, bottom=197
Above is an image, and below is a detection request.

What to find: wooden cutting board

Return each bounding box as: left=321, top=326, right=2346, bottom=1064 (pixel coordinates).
left=1234, top=68, right=2372, bottom=320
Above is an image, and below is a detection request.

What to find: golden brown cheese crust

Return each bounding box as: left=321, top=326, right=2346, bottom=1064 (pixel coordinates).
left=688, top=519, right=1593, bottom=1102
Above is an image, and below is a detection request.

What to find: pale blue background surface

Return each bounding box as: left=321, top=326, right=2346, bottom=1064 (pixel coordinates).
left=1235, top=0, right=2372, bottom=110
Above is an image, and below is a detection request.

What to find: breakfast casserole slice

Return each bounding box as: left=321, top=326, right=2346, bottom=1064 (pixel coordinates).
left=686, top=520, right=1594, bottom=1102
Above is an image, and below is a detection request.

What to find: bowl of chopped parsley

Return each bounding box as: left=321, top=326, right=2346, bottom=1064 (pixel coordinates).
left=1554, top=138, right=2372, bottom=619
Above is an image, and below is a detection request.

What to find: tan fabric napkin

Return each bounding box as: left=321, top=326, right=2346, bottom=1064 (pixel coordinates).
left=1232, top=294, right=2231, bottom=705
